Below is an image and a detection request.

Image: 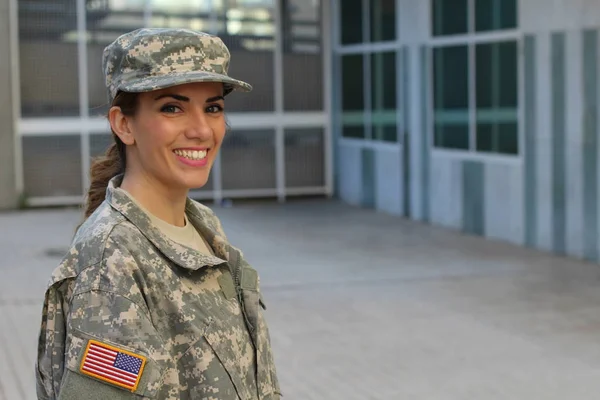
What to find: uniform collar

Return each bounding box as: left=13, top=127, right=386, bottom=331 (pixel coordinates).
left=105, top=175, right=233, bottom=271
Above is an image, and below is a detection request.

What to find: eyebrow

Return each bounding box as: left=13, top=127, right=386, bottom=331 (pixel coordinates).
left=154, top=94, right=225, bottom=103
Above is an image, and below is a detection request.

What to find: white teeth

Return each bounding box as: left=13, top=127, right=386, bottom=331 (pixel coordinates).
left=174, top=149, right=208, bottom=160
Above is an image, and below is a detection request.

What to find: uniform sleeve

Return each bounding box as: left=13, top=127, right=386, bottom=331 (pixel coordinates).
left=36, top=281, right=71, bottom=400
left=41, top=289, right=173, bottom=399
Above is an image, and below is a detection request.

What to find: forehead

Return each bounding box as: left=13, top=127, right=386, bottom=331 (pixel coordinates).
left=144, top=82, right=225, bottom=100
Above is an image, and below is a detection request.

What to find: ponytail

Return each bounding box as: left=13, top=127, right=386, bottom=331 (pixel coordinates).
left=83, top=91, right=138, bottom=218
left=84, top=140, right=125, bottom=217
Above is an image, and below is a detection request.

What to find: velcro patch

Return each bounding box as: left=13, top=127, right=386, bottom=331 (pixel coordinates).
left=80, top=339, right=147, bottom=392
left=240, top=267, right=258, bottom=291
left=218, top=271, right=237, bottom=300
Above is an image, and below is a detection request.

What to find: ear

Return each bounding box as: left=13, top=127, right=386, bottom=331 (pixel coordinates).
left=108, top=106, right=136, bottom=146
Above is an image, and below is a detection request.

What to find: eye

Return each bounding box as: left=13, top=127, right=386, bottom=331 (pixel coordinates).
left=206, top=104, right=224, bottom=114
left=160, top=104, right=182, bottom=113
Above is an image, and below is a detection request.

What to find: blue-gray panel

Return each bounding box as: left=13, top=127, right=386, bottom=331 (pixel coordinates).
left=552, top=32, right=566, bottom=255
left=375, top=150, right=403, bottom=215
left=524, top=35, right=537, bottom=248
left=583, top=29, right=598, bottom=262
left=362, top=147, right=376, bottom=208
left=463, top=160, right=485, bottom=235
left=420, top=46, right=430, bottom=222
left=337, top=145, right=363, bottom=205
left=402, top=46, right=411, bottom=217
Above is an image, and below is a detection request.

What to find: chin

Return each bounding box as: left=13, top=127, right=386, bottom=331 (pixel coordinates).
left=182, top=175, right=211, bottom=190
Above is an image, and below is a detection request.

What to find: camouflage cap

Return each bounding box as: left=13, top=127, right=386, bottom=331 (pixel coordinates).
left=102, top=28, right=252, bottom=100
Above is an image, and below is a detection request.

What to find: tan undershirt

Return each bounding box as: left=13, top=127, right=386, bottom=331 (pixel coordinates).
left=119, top=189, right=214, bottom=255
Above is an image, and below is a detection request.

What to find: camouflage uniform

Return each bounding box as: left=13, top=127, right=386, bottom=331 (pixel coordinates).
left=36, top=176, right=281, bottom=399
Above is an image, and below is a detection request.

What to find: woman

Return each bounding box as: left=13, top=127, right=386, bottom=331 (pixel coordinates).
left=35, top=27, right=281, bottom=400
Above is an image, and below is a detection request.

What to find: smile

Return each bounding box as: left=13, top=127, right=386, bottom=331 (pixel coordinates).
left=173, top=149, right=208, bottom=161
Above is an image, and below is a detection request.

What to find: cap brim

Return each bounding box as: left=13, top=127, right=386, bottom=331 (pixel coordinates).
left=118, top=71, right=252, bottom=97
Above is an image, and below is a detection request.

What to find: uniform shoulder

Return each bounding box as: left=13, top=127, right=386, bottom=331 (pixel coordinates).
left=47, top=201, right=139, bottom=291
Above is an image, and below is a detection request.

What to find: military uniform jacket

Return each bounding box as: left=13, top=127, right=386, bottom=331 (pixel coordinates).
left=35, top=177, right=281, bottom=400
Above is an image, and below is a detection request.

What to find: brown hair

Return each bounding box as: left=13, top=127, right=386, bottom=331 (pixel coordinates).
left=84, top=92, right=139, bottom=218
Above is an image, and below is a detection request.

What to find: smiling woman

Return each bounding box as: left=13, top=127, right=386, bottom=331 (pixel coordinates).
left=35, top=28, right=281, bottom=400
left=109, top=83, right=228, bottom=217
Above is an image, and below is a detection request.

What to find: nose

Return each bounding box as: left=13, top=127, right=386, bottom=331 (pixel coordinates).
left=184, top=108, right=213, bottom=141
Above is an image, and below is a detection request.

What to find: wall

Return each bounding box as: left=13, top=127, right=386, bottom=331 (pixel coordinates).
left=334, top=0, right=600, bottom=262
left=0, top=0, right=17, bottom=209
left=520, top=0, right=600, bottom=260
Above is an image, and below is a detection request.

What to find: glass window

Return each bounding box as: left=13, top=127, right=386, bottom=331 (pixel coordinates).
left=282, top=0, right=323, bottom=111
left=150, top=0, right=212, bottom=31
left=284, top=128, right=325, bottom=187
left=22, top=135, right=82, bottom=197
left=221, top=129, right=276, bottom=190
left=433, top=0, right=517, bottom=36
left=431, top=0, right=519, bottom=154
left=340, top=0, right=363, bottom=45
left=475, top=0, right=517, bottom=32
left=433, top=45, right=469, bottom=150
left=90, top=132, right=114, bottom=159
left=435, top=125, right=469, bottom=150
left=434, top=46, right=469, bottom=109
left=19, top=0, right=80, bottom=117
left=498, top=41, right=518, bottom=107
left=342, top=54, right=364, bottom=111
left=432, top=0, right=468, bottom=36
left=212, top=1, right=276, bottom=112
left=476, top=122, right=518, bottom=154
left=476, top=41, right=517, bottom=108
left=87, top=1, right=146, bottom=116
left=371, top=52, right=397, bottom=142
left=475, top=41, right=518, bottom=154
left=341, top=54, right=365, bottom=139
left=370, top=0, right=396, bottom=42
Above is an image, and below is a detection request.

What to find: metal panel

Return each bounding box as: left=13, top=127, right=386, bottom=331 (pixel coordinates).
left=551, top=32, right=566, bottom=255
left=221, top=129, right=277, bottom=191
left=583, top=29, right=599, bottom=262
left=337, top=144, right=362, bottom=206
left=375, top=148, right=402, bottom=215
left=523, top=34, right=537, bottom=248
left=462, top=160, right=485, bottom=235
left=565, top=30, right=584, bottom=258
left=430, top=155, right=463, bottom=230
left=535, top=32, right=553, bottom=252
left=284, top=128, right=325, bottom=188
left=484, top=161, right=524, bottom=244
left=421, top=45, right=430, bottom=222
left=361, top=147, right=376, bottom=207
left=22, top=135, right=82, bottom=197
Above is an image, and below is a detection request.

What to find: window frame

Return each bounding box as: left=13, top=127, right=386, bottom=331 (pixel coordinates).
left=428, top=0, right=522, bottom=159
left=334, top=0, right=403, bottom=146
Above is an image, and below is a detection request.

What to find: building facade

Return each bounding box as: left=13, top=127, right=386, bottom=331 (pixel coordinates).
left=4, top=0, right=330, bottom=208
left=3, top=0, right=600, bottom=263
left=333, top=0, right=600, bottom=263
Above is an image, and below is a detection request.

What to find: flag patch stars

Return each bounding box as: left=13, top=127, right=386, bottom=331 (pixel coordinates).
left=80, top=340, right=147, bottom=392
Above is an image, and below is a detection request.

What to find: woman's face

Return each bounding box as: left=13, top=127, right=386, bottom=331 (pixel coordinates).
left=120, top=82, right=226, bottom=191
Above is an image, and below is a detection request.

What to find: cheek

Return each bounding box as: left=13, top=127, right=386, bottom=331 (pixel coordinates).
left=135, top=119, right=174, bottom=151
left=213, top=121, right=227, bottom=147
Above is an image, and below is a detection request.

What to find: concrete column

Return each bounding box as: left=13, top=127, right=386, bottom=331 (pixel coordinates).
left=0, top=0, right=17, bottom=209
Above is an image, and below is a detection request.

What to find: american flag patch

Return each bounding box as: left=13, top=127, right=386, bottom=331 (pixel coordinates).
left=80, top=340, right=147, bottom=392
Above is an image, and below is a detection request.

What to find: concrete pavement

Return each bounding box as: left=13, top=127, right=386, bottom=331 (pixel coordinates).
left=2, top=200, right=600, bottom=399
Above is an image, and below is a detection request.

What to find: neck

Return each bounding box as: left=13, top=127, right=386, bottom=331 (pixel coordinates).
left=120, top=171, right=188, bottom=227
